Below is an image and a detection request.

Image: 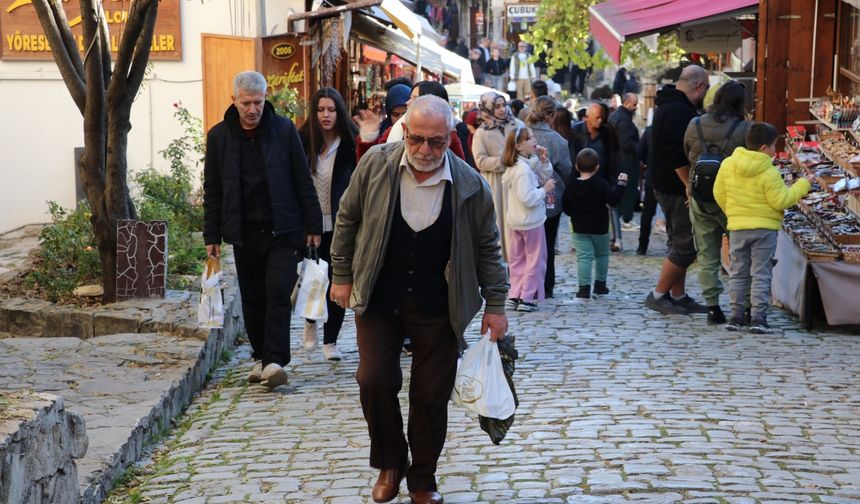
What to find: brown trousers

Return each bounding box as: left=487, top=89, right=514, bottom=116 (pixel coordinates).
left=355, top=299, right=459, bottom=492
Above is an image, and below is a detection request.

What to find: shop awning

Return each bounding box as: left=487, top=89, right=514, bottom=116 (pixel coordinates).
left=351, top=12, right=474, bottom=83
left=589, top=0, right=758, bottom=63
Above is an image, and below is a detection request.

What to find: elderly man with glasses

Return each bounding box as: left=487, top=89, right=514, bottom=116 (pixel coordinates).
left=329, top=95, right=509, bottom=504
left=509, top=41, right=536, bottom=100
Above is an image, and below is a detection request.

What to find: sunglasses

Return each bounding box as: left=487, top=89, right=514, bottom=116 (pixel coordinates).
left=405, top=133, right=449, bottom=150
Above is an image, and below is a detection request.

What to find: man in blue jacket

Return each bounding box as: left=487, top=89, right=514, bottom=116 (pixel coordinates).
left=203, top=71, right=322, bottom=389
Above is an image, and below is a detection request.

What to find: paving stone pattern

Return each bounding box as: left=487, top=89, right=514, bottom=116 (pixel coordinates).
left=122, top=220, right=860, bottom=503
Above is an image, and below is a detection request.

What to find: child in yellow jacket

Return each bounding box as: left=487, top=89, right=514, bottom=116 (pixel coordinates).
left=713, top=122, right=813, bottom=333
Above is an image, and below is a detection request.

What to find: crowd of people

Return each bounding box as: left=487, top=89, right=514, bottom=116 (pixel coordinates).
left=200, top=64, right=811, bottom=503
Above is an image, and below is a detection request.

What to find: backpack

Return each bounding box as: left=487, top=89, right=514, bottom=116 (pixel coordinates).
left=690, top=117, right=741, bottom=204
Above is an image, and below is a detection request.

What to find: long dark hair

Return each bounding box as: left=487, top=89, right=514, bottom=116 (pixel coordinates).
left=708, top=80, right=746, bottom=123
left=551, top=105, right=573, bottom=142
left=299, top=87, right=357, bottom=173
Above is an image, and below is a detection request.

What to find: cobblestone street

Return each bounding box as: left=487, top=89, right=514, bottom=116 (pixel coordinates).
left=118, top=222, right=860, bottom=504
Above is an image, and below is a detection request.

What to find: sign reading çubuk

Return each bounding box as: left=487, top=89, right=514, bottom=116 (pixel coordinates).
left=0, top=0, right=182, bottom=60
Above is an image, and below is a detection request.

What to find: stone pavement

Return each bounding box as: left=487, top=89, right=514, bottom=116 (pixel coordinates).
left=111, top=218, right=860, bottom=504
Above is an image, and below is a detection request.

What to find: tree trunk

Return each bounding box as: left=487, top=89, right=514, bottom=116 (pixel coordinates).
left=33, top=0, right=158, bottom=303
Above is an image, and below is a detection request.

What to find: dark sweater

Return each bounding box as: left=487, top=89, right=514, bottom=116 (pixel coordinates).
left=562, top=174, right=626, bottom=235
left=649, top=85, right=698, bottom=196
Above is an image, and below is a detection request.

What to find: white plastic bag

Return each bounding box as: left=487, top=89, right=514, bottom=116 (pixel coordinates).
left=292, top=248, right=329, bottom=323
left=451, top=334, right=516, bottom=419
left=198, top=257, right=224, bottom=329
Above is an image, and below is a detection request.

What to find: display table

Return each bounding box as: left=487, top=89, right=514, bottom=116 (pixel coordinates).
left=773, top=230, right=860, bottom=326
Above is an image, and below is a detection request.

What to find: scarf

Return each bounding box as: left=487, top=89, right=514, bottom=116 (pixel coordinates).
left=479, top=91, right=515, bottom=131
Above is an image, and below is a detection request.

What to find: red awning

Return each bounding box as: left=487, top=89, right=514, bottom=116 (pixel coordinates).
left=589, top=0, right=758, bottom=63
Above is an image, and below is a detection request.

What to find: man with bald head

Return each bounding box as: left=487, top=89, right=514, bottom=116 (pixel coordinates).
left=644, top=64, right=711, bottom=315
left=608, top=93, right=641, bottom=239
left=330, top=95, right=509, bottom=504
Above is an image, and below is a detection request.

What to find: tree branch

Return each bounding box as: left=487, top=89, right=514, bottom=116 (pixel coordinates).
left=31, top=0, right=86, bottom=113
left=111, top=0, right=158, bottom=109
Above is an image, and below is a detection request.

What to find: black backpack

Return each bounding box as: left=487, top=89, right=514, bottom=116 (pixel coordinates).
left=690, top=117, right=741, bottom=204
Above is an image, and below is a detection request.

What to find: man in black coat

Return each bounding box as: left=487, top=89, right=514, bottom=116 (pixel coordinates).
left=608, top=93, right=641, bottom=223
left=643, top=65, right=709, bottom=316
left=203, top=71, right=323, bottom=389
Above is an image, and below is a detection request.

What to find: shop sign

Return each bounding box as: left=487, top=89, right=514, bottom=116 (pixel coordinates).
left=475, top=11, right=484, bottom=36
left=678, top=20, right=742, bottom=54
left=0, top=0, right=182, bottom=61
left=261, top=34, right=309, bottom=123
left=505, top=3, right=539, bottom=22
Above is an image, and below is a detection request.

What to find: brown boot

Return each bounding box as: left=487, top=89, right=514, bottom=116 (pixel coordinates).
left=371, top=460, right=409, bottom=503
left=409, top=490, right=444, bottom=503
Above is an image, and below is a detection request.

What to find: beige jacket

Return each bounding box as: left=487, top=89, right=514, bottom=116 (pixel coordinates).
left=330, top=142, right=509, bottom=350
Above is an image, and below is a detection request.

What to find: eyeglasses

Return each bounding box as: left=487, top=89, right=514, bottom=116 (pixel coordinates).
left=405, top=133, right=449, bottom=150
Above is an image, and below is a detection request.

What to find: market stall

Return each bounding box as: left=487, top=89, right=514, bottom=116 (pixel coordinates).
left=773, top=125, right=860, bottom=327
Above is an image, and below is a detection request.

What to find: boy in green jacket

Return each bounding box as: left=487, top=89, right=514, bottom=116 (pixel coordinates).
left=713, top=122, right=814, bottom=333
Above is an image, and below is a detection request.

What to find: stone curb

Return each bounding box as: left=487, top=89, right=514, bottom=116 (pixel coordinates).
left=0, top=393, right=87, bottom=504
left=0, top=249, right=243, bottom=504
left=79, top=250, right=243, bottom=504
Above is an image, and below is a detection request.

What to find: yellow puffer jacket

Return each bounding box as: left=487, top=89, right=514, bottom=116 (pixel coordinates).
left=713, top=147, right=811, bottom=231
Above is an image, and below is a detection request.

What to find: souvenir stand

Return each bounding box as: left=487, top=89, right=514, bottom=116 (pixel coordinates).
left=773, top=120, right=860, bottom=327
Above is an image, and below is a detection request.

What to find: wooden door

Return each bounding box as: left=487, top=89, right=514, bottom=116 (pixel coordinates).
left=202, top=34, right=260, bottom=134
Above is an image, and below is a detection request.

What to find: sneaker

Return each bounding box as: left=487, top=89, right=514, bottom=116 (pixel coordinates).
left=248, top=361, right=263, bottom=383
left=749, top=318, right=774, bottom=334
left=302, top=321, right=318, bottom=351
left=725, top=317, right=746, bottom=331
left=654, top=221, right=667, bottom=234
left=261, top=363, right=288, bottom=389
left=505, top=298, right=521, bottom=311
left=323, top=343, right=343, bottom=361
left=621, top=222, right=640, bottom=231
left=610, top=242, right=622, bottom=252
left=593, top=281, right=609, bottom=295
left=672, top=295, right=708, bottom=314
left=517, top=301, right=538, bottom=312
left=707, top=305, right=727, bottom=324
left=403, top=337, right=413, bottom=356
left=576, top=285, right=591, bottom=299
left=644, top=292, right=688, bottom=315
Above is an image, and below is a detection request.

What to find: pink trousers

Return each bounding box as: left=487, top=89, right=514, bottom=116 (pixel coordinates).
left=507, top=226, right=547, bottom=302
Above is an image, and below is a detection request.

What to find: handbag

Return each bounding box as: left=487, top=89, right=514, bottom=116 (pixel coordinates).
left=506, top=80, right=516, bottom=92
left=291, top=245, right=330, bottom=322
left=198, top=256, right=224, bottom=329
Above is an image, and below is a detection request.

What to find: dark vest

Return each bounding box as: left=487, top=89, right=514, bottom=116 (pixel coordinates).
left=370, top=182, right=452, bottom=316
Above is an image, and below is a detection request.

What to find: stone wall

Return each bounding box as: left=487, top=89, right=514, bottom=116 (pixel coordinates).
left=0, top=393, right=87, bottom=504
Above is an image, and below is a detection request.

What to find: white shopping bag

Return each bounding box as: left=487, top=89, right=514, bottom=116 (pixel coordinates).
left=451, top=334, right=516, bottom=419
left=292, top=246, right=329, bottom=323
left=198, top=257, right=224, bottom=329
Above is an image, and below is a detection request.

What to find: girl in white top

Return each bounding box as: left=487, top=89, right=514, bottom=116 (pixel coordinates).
left=501, top=126, right=555, bottom=312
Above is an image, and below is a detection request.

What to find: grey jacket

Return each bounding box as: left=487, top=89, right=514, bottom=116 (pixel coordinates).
left=529, top=121, right=572, bottom=217
left=684, top=113, right=751, bottom=168
left=330, top=142, right=509, bottom=351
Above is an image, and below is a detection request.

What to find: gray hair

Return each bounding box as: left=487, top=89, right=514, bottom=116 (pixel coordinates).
left=233, top=71, right=267, bottom=96
left=403, top=95, right=455, bottom=130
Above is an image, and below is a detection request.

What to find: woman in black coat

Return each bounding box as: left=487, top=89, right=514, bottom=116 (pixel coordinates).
left=298, top=87, right=357, bottom=361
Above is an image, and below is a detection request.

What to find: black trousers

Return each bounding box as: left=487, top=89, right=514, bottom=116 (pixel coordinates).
left=544, top=213, right=561, bottom=297
left=233, top=226, right=301, bottom=367
left=638, top=180, right=658, bottom=252
left=354, top=298, right=458, bottom=492
left=308, top=231, right=345, bottom=345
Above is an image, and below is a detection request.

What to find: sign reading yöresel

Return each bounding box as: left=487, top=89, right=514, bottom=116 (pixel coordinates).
left=505, top=3, right=539, bottom=21
left=0, top=0, right=182, bottom=61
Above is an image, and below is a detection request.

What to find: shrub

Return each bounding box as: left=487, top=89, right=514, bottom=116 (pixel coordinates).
left=25, top=201, right=101, bottom=302
left=26, top=102, right=208, bottom=299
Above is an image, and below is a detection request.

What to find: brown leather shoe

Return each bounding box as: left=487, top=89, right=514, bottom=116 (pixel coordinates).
left=371, top=461, right=409, bottom=503
left=409, top=490, right=444, bottom=504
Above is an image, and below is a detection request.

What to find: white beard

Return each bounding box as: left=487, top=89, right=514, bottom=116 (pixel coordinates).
left=406, top=151, right=443, bottom=172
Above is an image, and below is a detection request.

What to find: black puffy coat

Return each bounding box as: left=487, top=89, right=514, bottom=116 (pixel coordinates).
left=203, top=102, right=322, bottom=245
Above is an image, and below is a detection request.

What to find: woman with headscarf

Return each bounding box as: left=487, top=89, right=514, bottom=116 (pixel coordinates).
left=471, top=91, right=525, bottom=260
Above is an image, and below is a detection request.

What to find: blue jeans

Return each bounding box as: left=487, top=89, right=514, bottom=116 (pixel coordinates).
left=573, top=232, right=611, bottom=287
